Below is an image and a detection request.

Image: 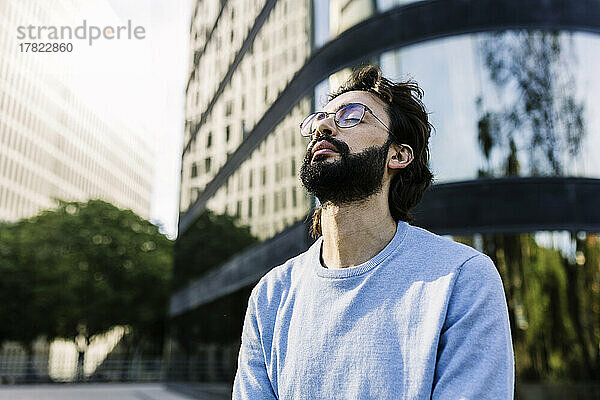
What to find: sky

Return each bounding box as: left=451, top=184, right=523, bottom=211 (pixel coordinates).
left=103, top=0, right=194, bottom=239
left=67, top=0, right=194, bottom=239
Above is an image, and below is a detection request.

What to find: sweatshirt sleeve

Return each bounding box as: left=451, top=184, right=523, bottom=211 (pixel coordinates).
left=232, top=288, right=277, bottom=400
left=432, top=254, right=515, bottom=399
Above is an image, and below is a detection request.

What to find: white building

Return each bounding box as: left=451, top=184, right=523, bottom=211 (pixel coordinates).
left=0, top=0, right=155, bottom=222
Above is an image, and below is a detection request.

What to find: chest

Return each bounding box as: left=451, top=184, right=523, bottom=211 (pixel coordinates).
left=266, top=278, right=453, bottom=398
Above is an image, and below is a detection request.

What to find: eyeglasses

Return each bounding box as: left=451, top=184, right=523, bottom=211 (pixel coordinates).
left=299, top=103, right=390, bottom=137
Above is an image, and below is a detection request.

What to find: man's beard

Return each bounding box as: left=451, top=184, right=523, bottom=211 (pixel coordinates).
left=300, top=136, right=392, bottom=205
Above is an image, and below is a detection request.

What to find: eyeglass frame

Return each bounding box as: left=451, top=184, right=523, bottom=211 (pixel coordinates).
left=299, top=103, right=390, bottom=138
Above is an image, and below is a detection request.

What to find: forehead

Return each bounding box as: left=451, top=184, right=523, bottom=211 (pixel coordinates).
left=324, top=90, right=387, bottom=114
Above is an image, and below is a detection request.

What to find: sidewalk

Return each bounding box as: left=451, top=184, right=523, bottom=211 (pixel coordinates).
left=0, top=383, right=229, bottom=400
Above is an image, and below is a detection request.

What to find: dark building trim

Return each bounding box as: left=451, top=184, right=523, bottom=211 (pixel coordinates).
left=186, top=0, right=230, bottom=91
left=179, top=0, right=600, bottom=234
left=172, top=177, right=600, bottom=315
left=170, top=221, right=314, bottom=317
left=414, top=177, right=600, bottom=235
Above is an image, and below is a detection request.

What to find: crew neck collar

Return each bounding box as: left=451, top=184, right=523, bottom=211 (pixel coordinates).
left=310, top=220, right=409, bottom=279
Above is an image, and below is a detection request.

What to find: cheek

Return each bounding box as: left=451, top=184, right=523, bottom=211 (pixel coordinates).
left=350, top=137, right=385, bottom=153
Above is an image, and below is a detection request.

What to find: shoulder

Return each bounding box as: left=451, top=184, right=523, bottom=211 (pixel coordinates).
left=248, top=243, right=315, bottom=309
left=401, top=224, right=489, bottom=277
left=408, top=224, right=481, bottom=259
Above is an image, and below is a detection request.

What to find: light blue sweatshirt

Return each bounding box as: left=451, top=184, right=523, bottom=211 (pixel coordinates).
left=233, top=221, right=514, bottom=399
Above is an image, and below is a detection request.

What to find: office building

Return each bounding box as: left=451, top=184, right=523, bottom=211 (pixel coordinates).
left=0, top=0, right=155, bottom=222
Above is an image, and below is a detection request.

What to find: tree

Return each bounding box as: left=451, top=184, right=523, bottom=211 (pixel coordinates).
left=0, top=199, right=173, bottom=380
left=173, top=210, right=258, bottom=290
left=168, top=210, right=258, bottom=381
left=476, top=30, right=585, bottom=177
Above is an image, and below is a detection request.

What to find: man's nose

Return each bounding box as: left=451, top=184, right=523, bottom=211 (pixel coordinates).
left=312, top=114, right=336, bottom=139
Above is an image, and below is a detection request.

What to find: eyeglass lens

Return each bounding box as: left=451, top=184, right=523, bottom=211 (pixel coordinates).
left=300, top=104, right=366, bottom=136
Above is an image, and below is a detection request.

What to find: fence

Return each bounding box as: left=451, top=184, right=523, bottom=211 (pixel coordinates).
left=0, top=356, right=229, bottom=384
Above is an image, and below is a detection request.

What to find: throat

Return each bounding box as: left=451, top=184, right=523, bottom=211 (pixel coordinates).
left=319, top=201, right=397, bottom=269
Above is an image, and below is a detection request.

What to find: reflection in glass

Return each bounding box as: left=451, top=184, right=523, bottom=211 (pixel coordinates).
left=380, top=31, right=600, bottom=183
left=451, top=231, right=600, bottom=380
left=476, top=31, right=585, bottom=178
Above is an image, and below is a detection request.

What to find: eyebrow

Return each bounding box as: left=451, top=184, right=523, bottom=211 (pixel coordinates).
left=333, top=102, right=350, bottom=112
left=324, top=102, right=353, bottom=114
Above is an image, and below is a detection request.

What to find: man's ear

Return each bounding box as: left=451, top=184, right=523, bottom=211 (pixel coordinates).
left=388, top=143, right=414, bottom=170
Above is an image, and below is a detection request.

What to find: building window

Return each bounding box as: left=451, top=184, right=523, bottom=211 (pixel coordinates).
left=191, top=162, right=198, bottom=178
left=281, top=189, right=287, bottom=209
left=274, top=192, right=279, bottom=212
left=205, top=157, right=211, bottom=173
left=264, top=87, right=268, bottom=103
left=225, top=101, right=232, bottom=116
left=226, top=125, right=231, bottom=142
left=207, top=131, right=212, bottom=148
left=236, top=201, right=242, bottom=217
left=248, top=169, right=253, bottom=188
left=190, top=187, right=199, bottom=202
left=292, top=187, right=297, bottom=207
left=291, top=158, right=296, bottom=176
left=260, top=195, right=266, bottom=215
left=248, top=197, right=253, bottom=218
left=241, top=95, right=245, bottom=110
left=261, top=167, right=267, bottom=186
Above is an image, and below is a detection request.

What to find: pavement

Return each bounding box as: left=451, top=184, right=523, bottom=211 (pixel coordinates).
left=0, top=383, right=221, bottom=400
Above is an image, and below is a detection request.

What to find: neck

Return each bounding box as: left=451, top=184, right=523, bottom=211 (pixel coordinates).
left=320, top=193, right=397, bottom=269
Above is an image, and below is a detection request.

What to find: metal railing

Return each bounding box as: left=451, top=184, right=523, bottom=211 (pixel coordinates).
left=0, top=355, right=236, bottom=384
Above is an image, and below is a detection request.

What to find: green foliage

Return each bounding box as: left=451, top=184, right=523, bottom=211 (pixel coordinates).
left=173, top=209, right=258, bottom=290
left=481, top=233, right=600, bottom=381
left=0, top=200, right=173, bottom=353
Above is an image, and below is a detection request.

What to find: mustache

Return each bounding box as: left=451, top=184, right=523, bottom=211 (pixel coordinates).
left=307, top=135, right=350, bottom=156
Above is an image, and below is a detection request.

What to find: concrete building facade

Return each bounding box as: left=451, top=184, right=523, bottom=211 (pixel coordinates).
left=0, top=0, right=155, bottom=222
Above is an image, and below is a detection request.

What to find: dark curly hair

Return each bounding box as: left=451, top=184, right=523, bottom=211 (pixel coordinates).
left=311, top=64, right=434, bottom=237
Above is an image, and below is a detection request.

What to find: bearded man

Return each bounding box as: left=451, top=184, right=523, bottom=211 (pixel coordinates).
left=233, top=65, right=514, bottom=399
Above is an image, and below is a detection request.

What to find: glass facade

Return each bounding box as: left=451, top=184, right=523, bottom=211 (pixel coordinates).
left=181, top=0, right=313, bottom=241
left=380, top=31, right=600, bottom=183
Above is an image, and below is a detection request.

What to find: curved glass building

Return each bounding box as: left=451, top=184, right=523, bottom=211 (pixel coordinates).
left=170, top=0, right=600, bottom=393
